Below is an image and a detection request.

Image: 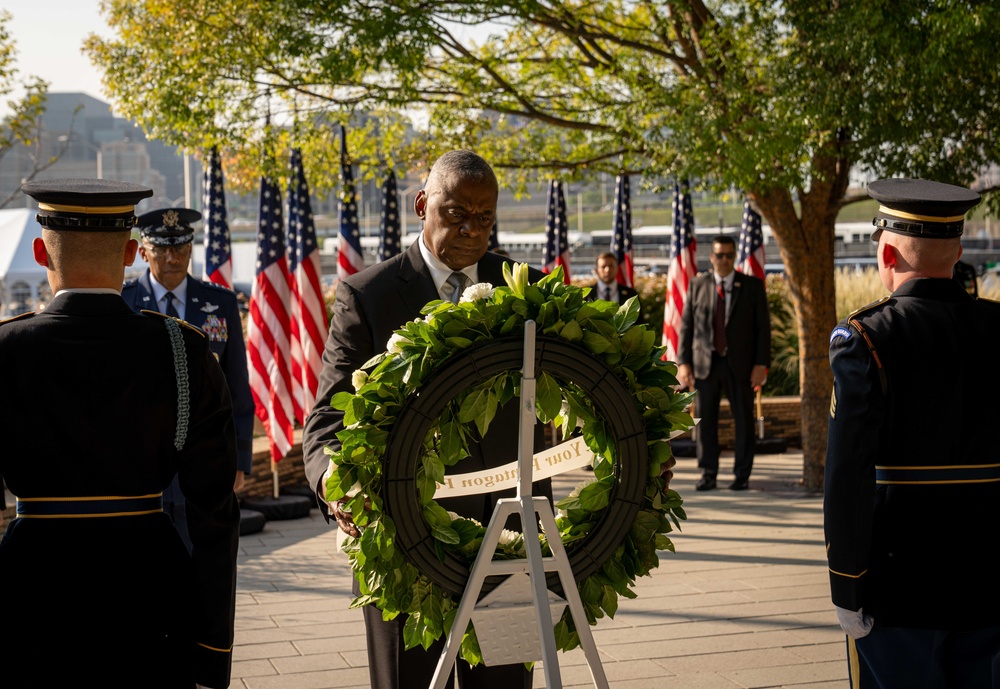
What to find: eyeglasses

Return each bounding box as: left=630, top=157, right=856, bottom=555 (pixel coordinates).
left=713, top=252, right=736, bottom=259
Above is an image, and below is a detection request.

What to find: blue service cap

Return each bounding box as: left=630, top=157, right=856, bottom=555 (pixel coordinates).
left=136, top=207, right=201, bottom=246
left=20, top=178, right=153, bottom=231
left=869, top=178, right=980, bottom=242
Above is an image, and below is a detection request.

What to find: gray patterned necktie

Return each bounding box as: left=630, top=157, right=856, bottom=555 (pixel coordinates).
left=445, top=271, right=468, bottom=304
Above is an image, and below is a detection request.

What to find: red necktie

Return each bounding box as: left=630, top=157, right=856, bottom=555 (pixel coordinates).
left=713, top=283, right=727, bottom=355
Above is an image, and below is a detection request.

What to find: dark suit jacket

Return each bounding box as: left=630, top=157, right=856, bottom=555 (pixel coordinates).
left=677, top=270, right=770, bottom=380
left=586, top=281, right=638, bottom=306
left=0, top=293, right=239, bottom=687
left=303, top=241, right=547, bottom=524
left=123, top=271, right=255, bottom=475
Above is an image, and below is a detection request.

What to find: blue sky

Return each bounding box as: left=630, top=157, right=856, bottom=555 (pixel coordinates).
left=5, top=1, right=109, bottom=102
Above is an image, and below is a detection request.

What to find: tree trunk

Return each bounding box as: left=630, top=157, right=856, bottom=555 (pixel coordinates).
left=752, top=146, right=849, bottom=492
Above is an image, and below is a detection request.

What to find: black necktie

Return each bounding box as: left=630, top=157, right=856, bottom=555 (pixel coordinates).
left=713, top=283, right=727, bottom=355
left=163, top=292, right=179, bottom=318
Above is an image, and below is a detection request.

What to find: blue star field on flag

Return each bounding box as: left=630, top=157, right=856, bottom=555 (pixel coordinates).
left=287, top=149, right=317, bottom=274
left=337, top=125, right=365, bottom=278
left=611, top=173, right=634, bottom=286
left=202, top=146, right=232, bottom=288
left=542, top=179, right=571, bottom=282
left=257, top=176, right=286, bottom=275
left=378, top=170, right=401, bottom=262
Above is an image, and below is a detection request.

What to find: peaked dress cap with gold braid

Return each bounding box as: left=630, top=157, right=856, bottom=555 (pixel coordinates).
left=20, top=178, right=153, bottom=231
left=868, top=178, right=981, bottom=242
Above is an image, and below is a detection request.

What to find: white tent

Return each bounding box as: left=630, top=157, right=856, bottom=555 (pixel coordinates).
left=0, top=209, right=47, bottom=317
left=0, top=208, right=150, bottom=318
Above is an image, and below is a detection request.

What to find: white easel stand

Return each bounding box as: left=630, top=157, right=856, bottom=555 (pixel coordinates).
left=429, top=321, right=609, bottom=689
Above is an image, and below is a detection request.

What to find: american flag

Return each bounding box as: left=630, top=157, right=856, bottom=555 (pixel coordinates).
left=286, top=149, right=328, bottom=424
left=737, top=197, right=766, bottom=279
left=542, top=179, right=571, bottom=283
left=377, top=170, right=401, bottom=261
left=337, top=125, right=365, bottom=279
left=247, top=176, right=295, bottom=461
left=611, top=173, right=634, bottom=287
left=202, top=147, right=232, bottom=289
left=662, top=179, right=698, bottom=362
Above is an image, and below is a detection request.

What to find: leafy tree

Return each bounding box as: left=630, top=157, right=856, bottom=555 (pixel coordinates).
left=87, top=0, right=1000, bottom=490
left=0, top=11, right=72, bottom=208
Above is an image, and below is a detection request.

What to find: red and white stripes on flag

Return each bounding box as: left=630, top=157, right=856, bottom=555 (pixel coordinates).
left=611, top=173, right=634, bottom=287
left=542, top=179, right=571, bottom=283
left=202, top=147, right=233, bottom=289
left=247, top=176, right=295, bottom=461
left=662, top=179, right=697, bottom=362
left=286, top=149, right=328, bottom=424
left=737, top=198, right=766, bottom=279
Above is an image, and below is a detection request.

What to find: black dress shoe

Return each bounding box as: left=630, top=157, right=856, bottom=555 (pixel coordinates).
left=729, top=479, right=750, bottom=491
left=695, top=476, right=717, bottom=491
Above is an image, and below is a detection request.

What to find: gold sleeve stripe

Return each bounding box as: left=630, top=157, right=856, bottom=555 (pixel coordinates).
left=197, top=642, right=233, bottom=654
left=829, top=567, right=867, bottom=579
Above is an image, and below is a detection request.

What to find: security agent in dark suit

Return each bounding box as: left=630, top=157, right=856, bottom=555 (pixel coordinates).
left=0, top=179, right=239, bottom=688
left=824, top=178, right=1000, bottom=689
left=303, top=150, right=547, bottom=689
left=587, top=251, right=638, bottom=305
left=677, top=235, right=770, bottom=491
left=122, top=207, right=254, bottom=551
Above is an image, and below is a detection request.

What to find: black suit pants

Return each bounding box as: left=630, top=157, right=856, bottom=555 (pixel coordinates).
left=694, top=352, right=755, bottom=481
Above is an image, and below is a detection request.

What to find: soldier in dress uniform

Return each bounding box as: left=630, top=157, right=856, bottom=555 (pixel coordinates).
left=0, top=179, right=240, bottom=689
left=824, top=178, right=1000, bottom=688
left=122, top=207, right=254, bottom=550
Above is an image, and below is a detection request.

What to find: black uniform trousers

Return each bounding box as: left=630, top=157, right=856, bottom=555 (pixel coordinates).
left=694, top=352, right=755, bottom=481
left=849, top=625, right=1000, bottom=689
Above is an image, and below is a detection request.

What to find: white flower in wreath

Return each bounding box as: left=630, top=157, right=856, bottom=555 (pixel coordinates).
left=386, top=332, right=409, bottom=355
left=351, top=370, right=369, bottom=390
left=345, top=481, right=363, bottom=498
left=557, top=477, right=597, bottom=518
left=447, top=511, right=482, bottom=527
left=498, top=528, right=524, bottom=552
left=460, top=282, right=494, bottom=303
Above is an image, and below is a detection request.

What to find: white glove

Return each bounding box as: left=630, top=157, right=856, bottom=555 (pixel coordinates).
left=836, top=606, right=874, bottom=639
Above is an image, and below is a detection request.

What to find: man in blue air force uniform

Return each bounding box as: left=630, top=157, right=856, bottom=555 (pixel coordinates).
left=824, top=178, right=1000, bottom=688
left=0, top=179, right=239, bottom=688
left=122, top=207, right=254, bottom=549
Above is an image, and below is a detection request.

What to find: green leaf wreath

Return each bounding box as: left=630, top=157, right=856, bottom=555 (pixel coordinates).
left=324, top=263, right=694, bottom=665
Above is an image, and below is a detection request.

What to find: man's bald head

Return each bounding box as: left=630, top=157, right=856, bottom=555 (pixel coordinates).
left=35, top=229, right=138, bottom=292
left=878, top=232, right=963, bottom=292
left=424, top=150, right=498, bottom=197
